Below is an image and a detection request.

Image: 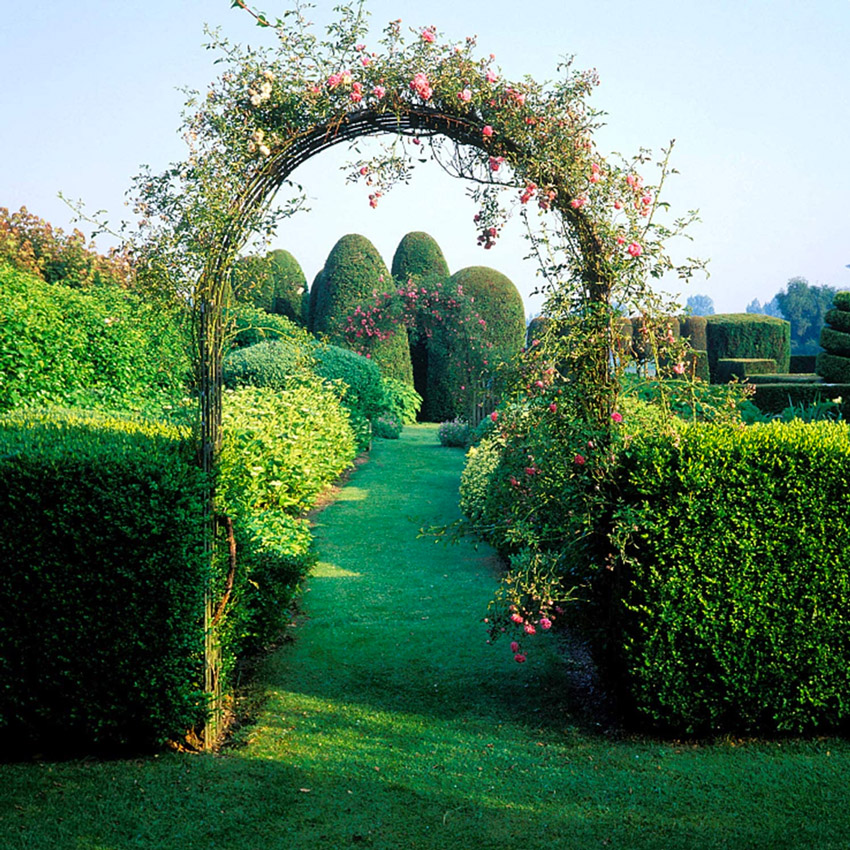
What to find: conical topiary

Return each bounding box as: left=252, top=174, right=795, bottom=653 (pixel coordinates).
left=313, top=234, right=413, bottom=383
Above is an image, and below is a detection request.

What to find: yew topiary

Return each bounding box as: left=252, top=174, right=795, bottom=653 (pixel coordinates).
left=817, top=292, right=850, bottom=383
left=314, top=234, right=413, bottom=383
left=231, top=249, right=307, bottom=324
left=427, top=266, right=525, bottom=421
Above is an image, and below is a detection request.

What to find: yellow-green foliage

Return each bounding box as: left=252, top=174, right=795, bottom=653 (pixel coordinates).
left=0, top=262, right=189, bottom=413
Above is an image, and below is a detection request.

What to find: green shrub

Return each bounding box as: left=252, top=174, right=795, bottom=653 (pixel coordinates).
left=816, top=352, right=850, bottom=384
left=228, top=304, right=310, bottom=350
left=306, top=268, right=324, bottom=333
left=824, top=308, right=850, bottom=334
left=704, top=313, right=791, bottom=380
left=680, top=315, right=708, bottom=351
left=790, top=354, right=818, bottom=373
left=820, top=327, right=850, bottom=357
left=230, top=250, right=308, bottom=324
left=606, top=420, right=850, bottom=734
left=526, top=315, right=551, bottom=349
left=438, top=418, right=471, bottom=447
left=833, top=291, right=850, bottom=312
left=372, top=414, right=402, bottom=439
left=313, top=342, right=385, bottom=422
left=314, top=234, right=413, bottom=383
left=0, top=263, right=189, bottom=414
left=380, top=376, right=422, bottom=424
left=0, top=409, right=207, bottom=753
left=752, top=382, right=850, bottom=416
left=459, top=435, right=502, bottom=526
left=223, top=339, right=312, bottom=389
left=219, top=383, right=356, bottom=658
left=714, top=357, right=776, bottom=383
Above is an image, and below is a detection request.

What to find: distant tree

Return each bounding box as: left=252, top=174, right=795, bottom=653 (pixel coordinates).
left=746, top=298, right=762, bottom=314
left=774, top=276, right=836, bottom=354
left=686, top=294, right=714, bottom=316
left=747, top=296, right=783, bottom=318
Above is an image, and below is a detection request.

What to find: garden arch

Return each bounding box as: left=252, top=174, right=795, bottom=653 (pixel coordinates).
left=135, top=2, right=696, bottom=744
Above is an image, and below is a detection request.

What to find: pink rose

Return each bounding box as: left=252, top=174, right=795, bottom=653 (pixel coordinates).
left=540, top=617, right=552, bottom=630
left=673, top=362, right=686, bottom=375
left=574, top=454, right=586, bottom=466
left=510, top=613, right=524, bottom=624
left=510, top=641, right=520, bottom=653
left=626, top=242, right=643, bottom=258
left=482, top=125, right=494, bottom=138
left=514, top=653, right=527, bottom=663
left=458, top=88, right=472, bottom=102
left=421, top=28, right=436, bottom=43
left=549, top=403, right=557, bottom=413
left=490, top=411, right=498, bottom=422
left=611, top=411, right=623, bottom=423
left=373, top=85, right=386, bottom=99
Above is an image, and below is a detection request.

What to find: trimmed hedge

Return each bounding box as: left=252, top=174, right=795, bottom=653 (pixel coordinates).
left=223, top=339, right=311, bottom=389
left=790, top=354, right=818, bottom=373
left=824, top=308, right=850, bottom=334
left=680, top=315, right=707, bottom=351
left=714, top=357, right=776, bottom=383
left=833, top=291, right=850, bottom=312
left=752, top=383, right=850, bottom=415
left=0, top=410, right=207, bottom=753
left=230, top=250, right=308, bottom=324
left=607, top=420, right=850, bottom=734
left=705, top=313, right=790, bottom=380
left=314, top=234, right=413, bottom=383
left=390, top=231, right=450, bottom=282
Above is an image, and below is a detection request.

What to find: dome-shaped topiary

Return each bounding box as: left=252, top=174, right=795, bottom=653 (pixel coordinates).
left=305, top=268, right=324, bottom=333
left=817, top=291, right=850, bottom=382
left=231, top=249, right=307, bottom=325
left=314, top=234, right=413, bottom=383
left=427, top=266, right=525, bottom=421
left=391, top=232, right=451, bottom=418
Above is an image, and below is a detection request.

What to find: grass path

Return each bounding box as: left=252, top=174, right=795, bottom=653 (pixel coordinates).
left=2, top=424, right=850, bottom=849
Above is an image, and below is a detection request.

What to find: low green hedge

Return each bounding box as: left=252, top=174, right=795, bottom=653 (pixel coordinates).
left=381, top=377, right=423, bottom=425
left=607, top=421, right=850, bottom=734
left=705, top=314, right=790, bottom=380
left=715, top=357, right=776, bottom=383
left=0, top=410, right=207, bottom=753
left=790, top=354, right=818, bottom=373
left=751, top=383, right=850, bottom=416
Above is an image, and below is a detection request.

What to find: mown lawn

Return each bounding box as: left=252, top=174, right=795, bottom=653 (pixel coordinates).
left=2, top=424, right=849, bottom=849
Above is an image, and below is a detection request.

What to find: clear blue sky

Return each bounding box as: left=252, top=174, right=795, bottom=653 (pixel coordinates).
left=3, top=0, right=849, bottom=316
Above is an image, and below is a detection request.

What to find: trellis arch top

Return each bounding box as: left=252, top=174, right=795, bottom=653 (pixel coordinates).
left=154, top=0, right=680, bottom=298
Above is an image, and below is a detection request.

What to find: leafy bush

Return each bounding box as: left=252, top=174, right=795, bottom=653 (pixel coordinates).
left=313, top=342, right=385, bottom=421
left=223, top=339, right=311, bottom=389
left=752, top=382, right=850, bottom=416
left=824, top=308, right=850, bottom=334
left=820, top=327, right=850, bottom=358
left=0, top=262, right=189, bottom=414
left=714, top=357, right=776, bottom=382
left=816, top=352, right=850, bottom=383
left=0, top=409, right=207, bottom=753
left=314, top=234, right=413, bottom=383
left=606, top=420, right=850, bottom=734
left=380, top=376, right=423, bottom=424
left=228, top=303, right=311, bottom=350
left=372, top=414, right=402, bottom=439
left=438, top=418, right=471, bottom=447
left=219, top=383, right=356, bottom=657
left=231, top=249, right=307, bottom=324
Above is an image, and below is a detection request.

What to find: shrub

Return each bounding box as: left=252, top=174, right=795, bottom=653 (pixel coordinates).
left=0, top=409, right=207, bottom=752
left=834, top=291, right=850, bottom=312
left=228, top=303, right=310, bottom=350
left=820, top=327, right=850, bottom=358
left=306, top=268, right=324, bottom=333
left=606, top=420, right=850, bottom=734
left=704, top=313, right=791, bottom=380
left=314, top=234, right=413, bottom=383
left=752, top=383, right=850, bottom=416
left=824, top=308, right=850, bottom=334
left=313, top=342, right=385, bottom=422
left=0, top=262, right=189, bottom=414
left=714, top=357, right=776, bottom=383
left=380, top=376, right=423, bottom=424
left=223, top=339, right=312, bottom=389
left=438, top=418, right=471, bottom=447
left=372, top=414, right=402, bottom=439
left=219, top=383, right=356, bottom=657
left=790, top=354, right=818, bottom=373
left=680, top=315, right=708, bottom=351
left=816, top=352, right=850, bottom=384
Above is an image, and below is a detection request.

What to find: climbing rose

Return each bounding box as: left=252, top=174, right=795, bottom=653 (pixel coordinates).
left=574, top=454, right=586, bottom=465
left=510, top=613, right=524, bottom=624
left=540, top=617, right=552, bottom=630
left=524, top=623, right=536, bottom=635
left=482, top=125, right=494, bottom=137
left=459, top=88, right=472, bottom=102
left=611, top=411, right=623, bottom=423
left=490, top=411, right=498, bottom=422
left=373, top=85, right=386, bottom=99
left=327, top=73, right=342, bottom=89
left=421, top=28, right=436, bottom=43
left=410, top=72, right=433, bottom=100
left=486, top=69, right=498, bottom=83
left=549, top=402, right=557, bottom=413
left=514, top=653, right=527, bottom=663
left=510, top=641, right=520, bottom=653
left=673, top=362, right=686, bottom=375
left=627, top=241, right=643, bottom=258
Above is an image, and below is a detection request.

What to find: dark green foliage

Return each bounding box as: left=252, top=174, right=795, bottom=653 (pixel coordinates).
left=0, top=410, right=207, bottom=753
left=223, top=339, right=310, bottom=389
left=714, top=357, right=776, bottom=383
left=704, top=313, right=790, bottom=381
left=752, top=383, right=850, bottom=416
left=231, top=250, right=308, bottom=324
left=824, top=308, right=850, bottom=333
left=438, top=418, right=472, bottom=447
left=790, top=355, right=818, bottom=373
left=687, top=349, right=710, bottom=382
left=775, top=277, right=836, bottom=354
left=390, top=231, right=450, bottom=281
left=820, top=327, right=850, bottom=357
left=816, top=352, right=850, bottom=384
left=680, top=315, right=707, bottom=351
left=833, top=291, right=850, bottom=312
left=607, top=421, right=850, bottom=734
left=428, top=266, right=525, bottom=421
left=314, top=234, right=413, bottom=383
left=0, top=263, right=189, bottom=414
left=306, top=268, right=324, bottom=333
left=631, top=316, right=681, bottom=363
left=391, top=232, right=450, bottom=409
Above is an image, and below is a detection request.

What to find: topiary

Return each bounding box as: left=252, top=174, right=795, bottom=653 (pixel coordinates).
left=704, top=314, right=791, bottom=381
left=314, top=234, right=413, bottom=383
left=817, top=292, right=850, bottom=384
left=391, top=232, right=451, bottom=413
left=267, top=249, right=308, bottom=323
left=427, top=266, right=525, bottom=421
